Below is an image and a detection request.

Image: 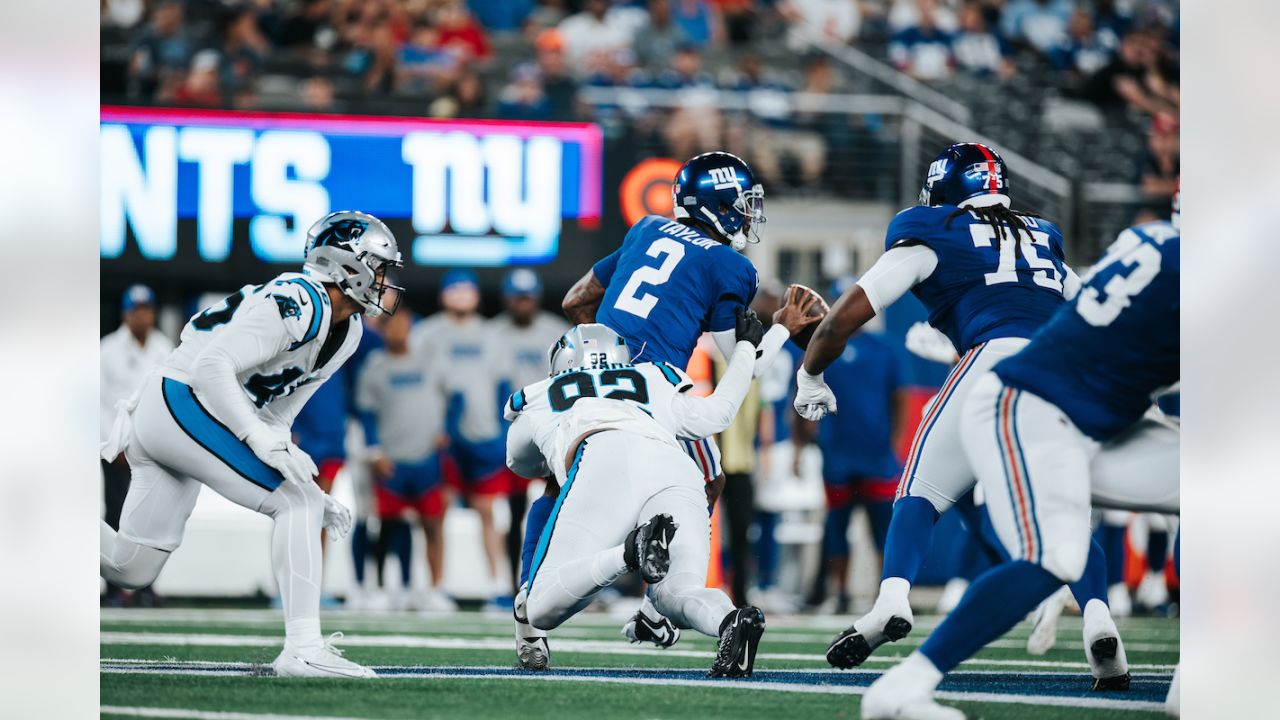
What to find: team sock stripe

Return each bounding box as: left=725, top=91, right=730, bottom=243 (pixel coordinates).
left=895, top=342, right=985, bottom=500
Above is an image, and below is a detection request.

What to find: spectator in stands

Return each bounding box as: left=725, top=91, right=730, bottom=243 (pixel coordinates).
left=558, top=0, right=636, bottom=69
left=726, top=54, right=826, bottom=192
left=497, top=63, right=553, bottom=120
left=716, top=0, right=760, bottom=46
left=268, top=0, right=334, bottom=52
left=101, top=285, right=174, bottom=606
left=655, top=42, right=722, bottom=159
left=635, top=0, right=692, bottom=70
left=951, top=1, right=1014, bottom=80
left=165, top=50, right=225, bottom=107
left=1083, top=28, right=1178, bottom=117
left=429, top=70, right=489, bottom=118
left=888, top=0, right=958, bottom=35
left=358, top=309, right=456, bottom=612
left=780, top=0, right=863, bottom=53
left=1048, top=7, right=1112, bottom=78
left=534, top=30, right=580, bottom=119
left=671, top=0, right=725, bottom=49
left=127, top=0, right=193, bottom=100
left=1139, top=113, right=1179, bottom=199
left=466, top=0, right=535, bottom=34
left=396, top=22, right=462, bottom=94
left=221, top=6, right=271, bottom=95
left=437, top=1, right=492, bottom=63
left=888, top=2, right=955, bottom=82
left=1000, top=0, right=1072, bottom=55
left=301, top=75, right=338, bottom=111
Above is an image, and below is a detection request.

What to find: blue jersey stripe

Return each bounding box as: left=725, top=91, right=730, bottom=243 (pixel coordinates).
left=161, top=378, right=284, bottom=491
left=525, top=439, right=590, bottom=593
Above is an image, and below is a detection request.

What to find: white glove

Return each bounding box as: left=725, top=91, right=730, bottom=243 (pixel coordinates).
left=245, top=424, right=318, bottom=486
left=904, top=322, right=959, bottom=365
left=794, top=366, right=837, bottom=421
left=323, top=494, right=353, bottom=539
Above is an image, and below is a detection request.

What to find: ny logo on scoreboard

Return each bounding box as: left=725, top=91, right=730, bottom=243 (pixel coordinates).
left=708, top=166, right=742, bottom=190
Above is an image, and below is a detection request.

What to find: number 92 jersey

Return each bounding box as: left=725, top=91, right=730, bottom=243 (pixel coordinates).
left=504, top=360, right=714, bottom=482
left=994, top=222, right=1179, bottom=441
left=889, top=205, right=1069, bottom=354
left=593, top=215, right=759, bottom=369
left=162, top=272, right=362, bottom=420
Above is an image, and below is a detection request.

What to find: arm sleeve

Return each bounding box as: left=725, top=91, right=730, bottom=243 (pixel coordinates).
left=667, top=340, right=756, bottom=439
left=856, top=245, right=939, bottom=315
left=190, top=300, right=292, bottom=439
left=505, top=414, right=550, bottom=479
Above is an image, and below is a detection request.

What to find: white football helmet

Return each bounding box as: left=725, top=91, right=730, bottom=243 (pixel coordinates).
left=303, top=211, right=404, bottom=317
left=547, top=324, right=632, bottom=375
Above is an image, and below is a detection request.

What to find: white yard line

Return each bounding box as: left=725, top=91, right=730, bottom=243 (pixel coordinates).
left=102, top=706, right=366, bottom=720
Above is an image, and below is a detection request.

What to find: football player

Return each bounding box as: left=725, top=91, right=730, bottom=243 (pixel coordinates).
left=513, top=151, right=822, bottom=668
left=99, top=211, right=402, bottom=679
left=859, top=199, right=1179, bottom=720
left=796, top=143, right=1127, bottom=687
left=506, top=317, right=775, bottom=677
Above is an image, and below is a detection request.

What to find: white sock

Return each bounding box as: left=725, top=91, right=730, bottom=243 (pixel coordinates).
left=261, top=481, right=325, bottom=648
left=879, top=577, right=912, bottom=608
left=901, top=651, right=945, bottom=691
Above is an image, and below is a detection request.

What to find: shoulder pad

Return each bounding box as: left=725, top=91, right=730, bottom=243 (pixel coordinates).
left=270, top=275, right=329, bottom=349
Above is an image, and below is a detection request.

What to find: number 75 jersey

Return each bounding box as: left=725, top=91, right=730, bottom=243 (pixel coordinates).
left=888, top=205, right=1070, bottom=354
left=592, top=215, right=759, bottom=369
left=504, top=360, right=712, bottom=481
left=162, top=272, right=362, bottom=417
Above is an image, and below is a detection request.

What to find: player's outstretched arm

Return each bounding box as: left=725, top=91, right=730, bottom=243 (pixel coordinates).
left=669, top=309, right=760, bottom=439
left=562, top=269, right=606, bottom=324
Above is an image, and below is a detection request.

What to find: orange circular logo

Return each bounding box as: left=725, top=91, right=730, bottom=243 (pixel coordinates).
left=620, top=158, right=683, bottom=226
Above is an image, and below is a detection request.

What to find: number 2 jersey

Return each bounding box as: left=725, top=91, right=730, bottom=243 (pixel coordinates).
left=995, top=222, right=1180, bottom=441
left=503, top=342, right=756, bottom=482
left=592, top=215, right=759, bottom=369
left=161, top=271, right=362, bottom=437
left=887, top=204, right=1071, bottom=354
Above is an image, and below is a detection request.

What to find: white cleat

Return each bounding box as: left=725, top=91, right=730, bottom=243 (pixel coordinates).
left=1107, top=582, right=1133, bottom=618
left=272, top=633, right=376, bottom=679
left=862, top=653, right=964, bottom=720
left=1082, top=599, right=1130, bottom=691
left=514, top=585, right=549, bottom=670
left=413, top=589, right=458, bottom=613
left=1136, top=570, right=1169, bottom=610
left=1165, top=663, right=1180, bottom=717
left=1027, top=586, right=1072, bottom=656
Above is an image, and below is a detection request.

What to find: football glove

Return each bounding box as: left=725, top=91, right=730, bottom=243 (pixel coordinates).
left=245, top=424, right=318, bottom=487
left=904, top=322, right=958, bottom=365
left=794, top=367, right=837, bottom=421
left=323, top=494, right=353, bottom=539
left=735, top=306, right=765, bottom=347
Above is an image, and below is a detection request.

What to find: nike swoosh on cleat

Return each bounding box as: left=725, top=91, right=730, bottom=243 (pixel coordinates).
left=298, top=659, right=363, bottom=676
left=738, top=645, right=752, bottom=672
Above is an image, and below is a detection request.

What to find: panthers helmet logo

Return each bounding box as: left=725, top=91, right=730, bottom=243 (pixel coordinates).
left=314, top=218, right=368, bottom=250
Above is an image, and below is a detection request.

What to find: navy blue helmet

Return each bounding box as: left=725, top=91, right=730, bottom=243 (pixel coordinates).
left=919, top=142, right=1011, bottom=208
left=672, top=151, right=765, bottom=251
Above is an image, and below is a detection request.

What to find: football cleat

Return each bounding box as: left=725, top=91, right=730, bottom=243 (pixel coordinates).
left=826, top=600, right=914, bottom=669
left=708, top=606, right=765, bottom=678
left=1083, top=599, right=1130, bottom=691
left=514, top=585, right=549, bottom=671
left=623, top=608, right=681, bottom=648
left=861, top=654, right=963, bottom=720
left=624, top=514, right=678, bottom=584
left=1027, top=585, right=1072, bottom=656
left=272, top=633, right=376, bottom=679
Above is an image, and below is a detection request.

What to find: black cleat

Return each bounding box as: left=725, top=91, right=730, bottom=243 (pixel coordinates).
left=708, top=606, right=766, bottom=678
left=624, top=514, right=678, bottom=584
left=1090, top=637, right=1131, bottom=691
left=623, top=610, right=681, bottom=648
left=825, top=616, right=912, bottom=669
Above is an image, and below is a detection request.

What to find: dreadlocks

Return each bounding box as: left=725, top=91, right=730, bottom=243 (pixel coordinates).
left=944, top=205, right=1043, bottom=255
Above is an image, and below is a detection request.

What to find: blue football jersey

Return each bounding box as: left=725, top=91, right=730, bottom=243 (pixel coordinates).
left=886, top=205, right=1070, bottom=354
left=818, top=333, right=905, bottom=481
left=995, top=221, right=1180, bottom=441
left=593, top=215, right=759, bottom=369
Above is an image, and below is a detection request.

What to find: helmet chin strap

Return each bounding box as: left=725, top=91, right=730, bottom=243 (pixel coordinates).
left=729, top=233, right=747, bottom=252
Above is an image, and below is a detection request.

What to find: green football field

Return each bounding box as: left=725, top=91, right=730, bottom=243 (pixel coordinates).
left=101, top=605, right=1178, bottom=719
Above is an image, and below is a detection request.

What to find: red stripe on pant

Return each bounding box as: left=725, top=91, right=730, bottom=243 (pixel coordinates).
left=999, top=388, right=1037, bottom=562
left=895, top=344, right=982, bottom=500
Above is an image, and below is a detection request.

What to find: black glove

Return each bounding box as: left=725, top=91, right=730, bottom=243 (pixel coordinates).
left=735, top=306, right=765, bottom=347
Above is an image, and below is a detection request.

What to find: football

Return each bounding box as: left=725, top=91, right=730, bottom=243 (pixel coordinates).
left=789, top=283, right=830, bottom=349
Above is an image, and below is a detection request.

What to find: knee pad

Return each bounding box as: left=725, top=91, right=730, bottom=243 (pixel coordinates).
left=1041, top=542, right=1089, bottom=584
left=102, top=537, right=169, bottom=590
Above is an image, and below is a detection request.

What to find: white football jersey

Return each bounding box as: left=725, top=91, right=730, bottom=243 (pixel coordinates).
left=161, top=272, right=362, bottom=435
left=505, top=341, right=756, bottom=481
